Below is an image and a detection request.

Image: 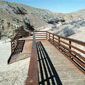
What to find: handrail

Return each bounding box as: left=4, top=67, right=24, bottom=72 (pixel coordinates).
left=47, top=31, right=85, bottom=46
left=46, top=31, right=85, bottom=54
left=34, top=31, right=47, bottom=40
left=25, top=32, right=39, bottom=85
left=46, top=31, right=85, bottom=73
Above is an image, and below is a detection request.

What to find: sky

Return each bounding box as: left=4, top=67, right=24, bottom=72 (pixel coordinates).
left=5, top=0, right=85, bottom=13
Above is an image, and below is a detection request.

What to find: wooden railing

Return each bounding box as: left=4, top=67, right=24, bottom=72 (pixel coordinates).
left=11, top=39, right=18, bottom=53
left=34, top=31, right=47, bottom=40
left=46, top=31, right=85, bottom=73
left=11, top=32, right=22, bottom=54
left=28, top=31, right=85, bottom=73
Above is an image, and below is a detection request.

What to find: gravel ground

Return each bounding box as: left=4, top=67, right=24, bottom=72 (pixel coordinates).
left=0, top=39, right=30, bottom=85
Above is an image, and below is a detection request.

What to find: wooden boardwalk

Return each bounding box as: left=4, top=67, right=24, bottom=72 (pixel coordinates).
left=39, top=40, right=85, bottom=85
left=9, top=39, right=85, bottom=85
left=8, top=31, right=85, bottom=85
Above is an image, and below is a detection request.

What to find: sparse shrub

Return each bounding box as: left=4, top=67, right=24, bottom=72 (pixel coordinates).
left=48, top=18, right=59, bottom=24
left=7, top=22, right=10, bottom=27
left=2, top=25, right=4, bottom=30
left=0, top=32, right=1, bottom=39
left=60, top=19, right=65, bottom=22
left=23, top=18, right=34, bottom=31
left=48, top=18, right=65, bottom=24
left=63, top=28, right=75, bottom=37
left=14, top=6, right=27, bottom=15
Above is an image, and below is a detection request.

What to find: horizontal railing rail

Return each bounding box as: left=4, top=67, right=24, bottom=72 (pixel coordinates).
left=34, top=31, right=47, bottom=40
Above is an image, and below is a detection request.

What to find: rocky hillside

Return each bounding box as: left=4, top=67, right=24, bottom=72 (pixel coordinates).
left=0, top=0, right=57, bottom=39
left=41, top=10, right=85, bottom=38
left=0, top=0, right=85, bottom=40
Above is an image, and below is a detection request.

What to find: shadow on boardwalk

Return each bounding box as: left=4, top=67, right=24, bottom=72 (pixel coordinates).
left=36, top=41, right=62, bottom=85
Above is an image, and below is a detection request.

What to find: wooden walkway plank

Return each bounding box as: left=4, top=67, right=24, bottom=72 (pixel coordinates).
left=40, top=40, right=85, bottom=85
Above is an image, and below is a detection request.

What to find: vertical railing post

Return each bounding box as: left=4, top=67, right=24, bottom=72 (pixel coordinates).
left=53, top=34, right=54, bottom=44
left=49, top=33, right=50, bottom=41
left=69, top=40, right=71, bottom=49
left=46, top=31, right=47, bottom=40
left=58, top=36, right=60, bottom=49
left=69, top=40, right=72, bottom=59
